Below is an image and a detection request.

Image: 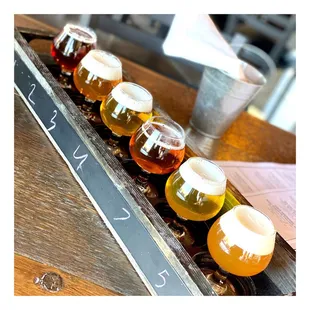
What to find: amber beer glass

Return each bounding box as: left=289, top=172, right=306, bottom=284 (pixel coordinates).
left=129, top=116, right=185, bottom=175
left=165, top=157, right=226, bottom=221
left=100, top=82, right=153, bottom=137
left=73, top=50, right=122, bottom=103
left=51, top=23, right=97, bottom=75
left=206, top=205, right=276, bottom=294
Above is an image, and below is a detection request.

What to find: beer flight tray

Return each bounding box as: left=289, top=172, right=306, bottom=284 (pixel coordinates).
left=14, top=27, right=296, bottom=296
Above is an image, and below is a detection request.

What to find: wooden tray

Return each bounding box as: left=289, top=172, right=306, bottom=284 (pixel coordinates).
left=14, top=27, right=296, bottom=296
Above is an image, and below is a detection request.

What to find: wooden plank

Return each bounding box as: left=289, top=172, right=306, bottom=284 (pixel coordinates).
left=14, top=29, right=212, bottom=296
left=13, top=15, right=294, bottom=296
left=14, top=92, right=149, bottom=296
left=14, top=254, right=120, bottom=296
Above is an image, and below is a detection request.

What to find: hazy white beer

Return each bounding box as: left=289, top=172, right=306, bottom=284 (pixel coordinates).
left=207, top=205, right=276, bottom=277
left=129, top=116, right=185, bottom=174
left=165, top=157, right=226, bottom=221
left=100, top=82, right=153, bottom=137
left=73, top=50, right=122, bottom=102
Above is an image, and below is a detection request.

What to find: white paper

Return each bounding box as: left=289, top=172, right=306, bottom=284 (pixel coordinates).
left=213, top=161, right=296, bottom=250
left=162, top=14, right=246, bottom=79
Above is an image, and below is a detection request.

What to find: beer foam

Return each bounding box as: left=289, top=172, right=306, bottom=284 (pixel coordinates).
left=64, top=24, right=97, bottom=44
left=220, top=205, right=276, bottom=256
left=112, top=82, right=153, bottom=113
left=179, top=157, right=226, bottom=195
left=81, top=50, right=122, bottom=81
left=142, top=121, right=185, bottom=150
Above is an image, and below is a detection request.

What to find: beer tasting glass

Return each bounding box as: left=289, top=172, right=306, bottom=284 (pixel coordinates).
left=100, top=82, right=153, bottom=137
left=100, top=82, right=153, bottom=156
left=51, top=23, right=97, bottom=87
left=206, top=205, right=276, bottom=295
left=73, top=50, right=122, bottom=104
left=129, top=116, right=185, bottom=194
left=165, top=157, right=226, bottom=221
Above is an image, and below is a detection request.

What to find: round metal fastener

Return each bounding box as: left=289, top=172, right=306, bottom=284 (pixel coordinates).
left=34, top=272, right=64, bottom=292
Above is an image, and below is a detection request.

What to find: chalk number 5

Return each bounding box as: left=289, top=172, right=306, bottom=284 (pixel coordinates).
left=155, top=269, right=170, bottom=288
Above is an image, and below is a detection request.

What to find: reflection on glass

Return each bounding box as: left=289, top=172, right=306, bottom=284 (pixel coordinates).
left=129, top=116, right=185, bottom=196
left=100, top=82, right=153, bottom=137
left=51, top=24, right=97, bottom=78
left=99, top=82, right=153, bottom=157
left=73, top=50, right=122, bottom=103
left=129, top=116, right=185, bottom=175
left=165, top=157, right=226, bottom=221
left=206, top=205, right=276, bottom=295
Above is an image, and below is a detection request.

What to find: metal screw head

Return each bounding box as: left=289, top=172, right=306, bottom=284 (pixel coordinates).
left=34, top=272, right=64, bottom=292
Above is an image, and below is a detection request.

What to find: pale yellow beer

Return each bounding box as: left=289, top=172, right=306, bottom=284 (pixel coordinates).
left=207, top=205, right=276, bottom=277
left=73, top=50, right=122, bottom=102
left=165, top=157, right=226, bottom=221
left=100, top=82, right=153, bottom=137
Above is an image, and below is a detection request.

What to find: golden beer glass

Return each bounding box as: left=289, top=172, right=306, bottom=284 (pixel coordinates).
left=165, top=157, right=226, bottom=221
left=206, top=205, right=276, bottom=295
left=73, top=50, right=122, bottom=104
left=129, top=116, right=185, bottom=196
left=100, top=82, right=153, bottom=137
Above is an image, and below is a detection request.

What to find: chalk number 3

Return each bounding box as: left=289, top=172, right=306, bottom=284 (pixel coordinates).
left=47, top=110, right=57, bottom=132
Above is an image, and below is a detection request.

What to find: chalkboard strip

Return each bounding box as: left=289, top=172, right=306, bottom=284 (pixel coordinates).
left=14, top=31, right=210, bottom=296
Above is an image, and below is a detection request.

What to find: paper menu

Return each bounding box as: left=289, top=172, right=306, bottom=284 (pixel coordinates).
left=213, top=161, right=296, bottom=250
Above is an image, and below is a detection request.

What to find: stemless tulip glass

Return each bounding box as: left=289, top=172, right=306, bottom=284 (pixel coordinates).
left=51, top=23, right=97, bottom=87
left=129, top=116, right=185, bottom=195
left=100, top=82, right=153, bottom=156
left=165, top=157, right=226, bottom=221
left=206, top=205, right=276, bottom=295
left=73, top=50, right=122, bottom=106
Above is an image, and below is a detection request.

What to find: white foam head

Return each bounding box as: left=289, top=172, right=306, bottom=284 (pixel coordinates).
left=64, top=23, right=97, bottom=44
left=179, top=157, right=226, bottom=195
left=220, top=205, right=276, bottom=256
left=111, top=82, right=153, bottom=113
left=141, top=116, right=185, bottom=150
left=81, top=50, right=122, bottom=81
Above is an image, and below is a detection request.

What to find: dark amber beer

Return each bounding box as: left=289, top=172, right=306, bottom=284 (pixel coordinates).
left=73, top=50, right=122, bottom=102
left=165, top=157, right=226, bottom=221
left=100, top=82, right=153, bottom=137
left=207, top=205, right=276, bottom=277
left=51, top=24, right=97, bottom=75
left=129, top=116, right=185, bottom=174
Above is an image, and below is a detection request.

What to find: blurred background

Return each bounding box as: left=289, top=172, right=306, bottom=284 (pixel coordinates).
left=27, top=14, right=296, bottom=134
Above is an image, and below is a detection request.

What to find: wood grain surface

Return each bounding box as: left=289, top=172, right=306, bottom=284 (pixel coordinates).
left=14, top=92, right=148, bottom=296
left=14, top=15, right=296, bottom=296
left=15, top=254, right=120, bottom=296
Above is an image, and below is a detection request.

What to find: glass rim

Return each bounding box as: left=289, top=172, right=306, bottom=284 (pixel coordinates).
left=63, top=23, right=97, bottom=43
left=231, top=205, right=276, bottom=237
left=186, top=157, right=227, bottom=186
left=143, top=115, right=186, bottom=142
left=87, top=49, right=122, bottom=68
left=116, top=82, right=153, bottom=102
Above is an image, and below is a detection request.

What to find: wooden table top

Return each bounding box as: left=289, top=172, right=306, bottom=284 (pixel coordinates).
left=14, top=14, right=296, bottom=296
